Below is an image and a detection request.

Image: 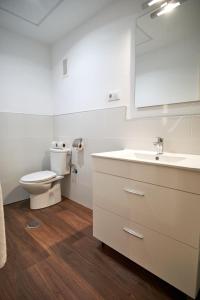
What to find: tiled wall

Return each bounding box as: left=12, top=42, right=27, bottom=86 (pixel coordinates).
left=2, top=107, right=199, bottom=206
left=0, top=113, right=53, bottom=204
left=53, top=107, right=200, bottom=208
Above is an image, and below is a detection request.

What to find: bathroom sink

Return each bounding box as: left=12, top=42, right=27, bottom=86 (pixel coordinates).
left=134, top=153, right=186, bottom=163
left=92, top=149, right=200, bottom=171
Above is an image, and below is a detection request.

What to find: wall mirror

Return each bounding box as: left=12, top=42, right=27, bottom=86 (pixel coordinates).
left=135, top=0, right=200, bottom=109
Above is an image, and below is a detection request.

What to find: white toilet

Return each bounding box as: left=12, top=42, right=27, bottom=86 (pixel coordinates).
left=19, top=147, right=71, bottom=209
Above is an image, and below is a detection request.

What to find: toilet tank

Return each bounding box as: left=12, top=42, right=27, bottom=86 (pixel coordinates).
left=50, top=148, right=71, bottom=176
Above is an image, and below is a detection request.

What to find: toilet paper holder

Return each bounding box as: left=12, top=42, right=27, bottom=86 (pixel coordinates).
left=72, top=138, right=83, bottom=151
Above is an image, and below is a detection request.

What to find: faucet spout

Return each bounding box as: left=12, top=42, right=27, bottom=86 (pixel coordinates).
left=153, top=137, right=164, bottom=155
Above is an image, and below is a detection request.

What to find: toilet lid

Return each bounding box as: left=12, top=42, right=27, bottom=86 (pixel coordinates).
left=20, top=171, right=57, bottom=183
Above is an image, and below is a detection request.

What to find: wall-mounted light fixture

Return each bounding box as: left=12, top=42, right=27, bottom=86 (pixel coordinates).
left=142, top=0, right=166, bottom=9
left=149, top=0, right=185, bottom=18
left=147, top=0, right=165, bottom=6
left=156, top=1, right=180, bottom=16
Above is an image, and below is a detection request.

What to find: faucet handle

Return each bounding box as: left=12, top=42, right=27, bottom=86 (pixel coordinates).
left=153, top=137, right=163, bottom=145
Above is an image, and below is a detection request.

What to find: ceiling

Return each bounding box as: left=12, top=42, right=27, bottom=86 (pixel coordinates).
left=0, top=0, right=116, bottom=44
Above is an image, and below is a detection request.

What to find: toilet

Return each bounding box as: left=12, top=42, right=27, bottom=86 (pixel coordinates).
left=19, top=147, right=71, bottom=209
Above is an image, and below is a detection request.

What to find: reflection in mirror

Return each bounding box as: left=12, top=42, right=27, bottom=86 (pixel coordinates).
left=135, top=0, right=200, bottom=108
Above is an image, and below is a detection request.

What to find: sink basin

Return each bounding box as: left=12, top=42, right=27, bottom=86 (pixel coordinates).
left=134, top=153, right=186, bottom=163
left=92, top=149, right=200, bottom=171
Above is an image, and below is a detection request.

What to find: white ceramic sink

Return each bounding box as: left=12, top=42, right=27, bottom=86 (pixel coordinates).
left=92, top=149, right=200, bottom=171
left=134, top=152, right=186, bottom=163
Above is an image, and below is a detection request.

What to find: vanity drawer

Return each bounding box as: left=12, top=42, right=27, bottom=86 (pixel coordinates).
left=93, top=206, right=199, bottom=298
left=92, top=156, right=200, bottom=194
left=93, top=172, right=200, bottom=248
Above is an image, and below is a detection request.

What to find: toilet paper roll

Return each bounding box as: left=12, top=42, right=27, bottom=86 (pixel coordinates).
left=72, top=138, right=83, bottom=151
left=71, top=146, right=84, bottom=167
left=71, top=148, right=78, bottom=165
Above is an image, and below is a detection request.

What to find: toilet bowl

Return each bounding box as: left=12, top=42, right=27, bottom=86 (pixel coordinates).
left=19, top=171, right=63, bottom=209
left=19, top=147, right=71, bottom=209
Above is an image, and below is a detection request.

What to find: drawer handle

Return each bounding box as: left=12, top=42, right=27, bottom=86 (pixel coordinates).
left=123, top=188, right=144, bottom=197
left=123, top=227, right=144, bottom=239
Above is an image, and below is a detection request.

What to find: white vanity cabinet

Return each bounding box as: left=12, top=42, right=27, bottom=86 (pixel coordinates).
left=92, top=151, right=200, bottom=299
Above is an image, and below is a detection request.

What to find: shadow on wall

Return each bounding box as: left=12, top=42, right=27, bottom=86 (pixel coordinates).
left=61, top=175, right=71, bottom=200
left=42, top=151, right=51, bottom=170
left=2, top=150, right=51, bottom=205
left=3, top=185, right=29, bottom=205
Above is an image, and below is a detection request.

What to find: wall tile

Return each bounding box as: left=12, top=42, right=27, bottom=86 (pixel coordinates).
left=0, top=113, right=53, bottom=204
left=191, top=116, right=200, bottom=139
left=53, top=107, right=200, bottom=208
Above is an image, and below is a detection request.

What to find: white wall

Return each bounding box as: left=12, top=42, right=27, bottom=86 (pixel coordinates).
left=54, top=107, right=200, bottom=209
left=1, top=0, right=200, bottom=208
left=0, top=27, right=53, bottom=115
left=52, top=0, right=200, bottom=119
left=52, top=0, right=141, bottom=115
left=51, top=0, right=200, bottom=209
left=0, top=28, right=54, bottom=204
left=0, top=113, right=53, bottom=204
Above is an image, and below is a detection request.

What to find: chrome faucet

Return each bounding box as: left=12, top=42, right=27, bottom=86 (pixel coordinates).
left=153, top=137, right=164, bottom=155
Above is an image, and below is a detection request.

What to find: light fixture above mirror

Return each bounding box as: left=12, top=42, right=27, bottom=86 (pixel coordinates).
left=151, top=0, right=183, bottom=18
left=147, top=0, right=165, bottom=6
left=143, top=0, right=188, bottom=18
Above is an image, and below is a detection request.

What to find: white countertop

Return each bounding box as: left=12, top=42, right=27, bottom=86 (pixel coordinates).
left=92, top=149, right=200, bottom=172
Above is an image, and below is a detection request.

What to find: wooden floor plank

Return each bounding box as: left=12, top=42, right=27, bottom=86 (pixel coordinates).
left=0, top=198, right=195, bottom=300
left=38, top=255, right=104, bottom=300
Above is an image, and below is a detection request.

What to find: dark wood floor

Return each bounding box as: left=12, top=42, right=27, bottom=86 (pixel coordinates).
left=0, top=198, right=195, bottom=300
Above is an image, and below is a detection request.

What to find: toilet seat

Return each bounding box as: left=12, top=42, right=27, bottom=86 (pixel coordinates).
left=20, top=171, right=56, bottom=183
